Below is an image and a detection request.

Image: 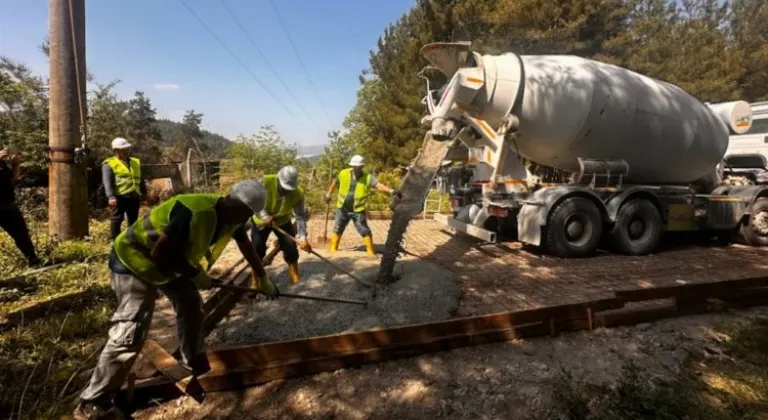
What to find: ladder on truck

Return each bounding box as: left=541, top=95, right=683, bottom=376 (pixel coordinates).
left=422, top=177, right=445, bottom=219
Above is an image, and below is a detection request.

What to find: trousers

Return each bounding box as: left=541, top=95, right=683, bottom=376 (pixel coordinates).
left=0, top=203, right=38, bottom=263
left=80, top=270, right=204, bottom=403
left=110, top=194, right=140, bottom=240
left=333, top=208, right=372, bottom=237
left=250, top=221, right=299, bottom=264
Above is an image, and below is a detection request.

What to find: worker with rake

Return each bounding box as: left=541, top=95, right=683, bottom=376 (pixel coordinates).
left=74, top=180, right=280, bottom=420
left=250, top=165, right=311, bottom=285
left=324, top=155, right=400, bottom=255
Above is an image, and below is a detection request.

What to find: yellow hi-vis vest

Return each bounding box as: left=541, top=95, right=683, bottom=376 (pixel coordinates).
left=114, top=194, right=241, bottom=286
left=252, top=174, right=305, bottom=228
left=337, top=168, right=372, bottom=213
left=104, top=156, right=142, bottom=196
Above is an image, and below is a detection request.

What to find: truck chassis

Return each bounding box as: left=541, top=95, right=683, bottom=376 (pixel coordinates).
left=435, top=155, right=768, bottom=258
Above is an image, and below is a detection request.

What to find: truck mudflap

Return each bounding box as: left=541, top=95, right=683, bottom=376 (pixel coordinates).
left=434, top=213, right=498, bottom=242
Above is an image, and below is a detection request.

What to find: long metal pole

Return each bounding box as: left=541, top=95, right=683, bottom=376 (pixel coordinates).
left=211, top=280, right=367, bottom=305
left=49, top=0, right=89, bottom=239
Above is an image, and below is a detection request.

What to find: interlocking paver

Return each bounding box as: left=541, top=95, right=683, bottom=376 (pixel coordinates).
left=306, top=217, right=768, bottom=317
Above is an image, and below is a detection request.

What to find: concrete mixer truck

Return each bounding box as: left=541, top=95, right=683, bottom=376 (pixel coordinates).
left=389, top=41, right=765, bottom=259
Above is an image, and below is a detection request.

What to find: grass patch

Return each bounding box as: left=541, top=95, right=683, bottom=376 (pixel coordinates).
left=0, top=219, right=118, bottom=418
left=0, top=220, right=112, bottom=316
left=0, top=296, right=115, bottom=419
left=551, top=316, right=768, bottom=420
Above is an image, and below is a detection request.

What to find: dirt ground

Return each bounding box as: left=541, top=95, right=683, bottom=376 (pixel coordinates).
left=135, top=306, right=768, bottom=420
left=133, top=219, right=768, bottom=419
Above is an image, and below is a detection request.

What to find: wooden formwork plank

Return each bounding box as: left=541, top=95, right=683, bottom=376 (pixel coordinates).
left=140, top=339, right=204, bottom=402
left=615, top=276, right=768, bottom=302
left=204, top=297, right=621, bottom=370
left=121, top=276, right=768, bottom=407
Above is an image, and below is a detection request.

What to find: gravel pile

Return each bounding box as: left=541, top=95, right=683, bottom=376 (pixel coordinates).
left=207, top=250, right=460, bottom=347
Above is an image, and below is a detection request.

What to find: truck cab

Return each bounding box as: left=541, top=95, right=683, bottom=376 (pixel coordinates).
left=725, top=102, right=768, bottom=157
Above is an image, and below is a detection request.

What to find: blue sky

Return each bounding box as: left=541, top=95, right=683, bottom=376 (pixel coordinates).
left=0, top=0, right=415, bottom=146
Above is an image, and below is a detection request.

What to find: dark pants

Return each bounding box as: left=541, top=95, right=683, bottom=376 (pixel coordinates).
left=250, top=221, right=299, bottom=265
left=110, top=194, right=140, bottom=240
left=0, top=203, right=39, bottom=264
left=333, top=208, right=372, bottom=237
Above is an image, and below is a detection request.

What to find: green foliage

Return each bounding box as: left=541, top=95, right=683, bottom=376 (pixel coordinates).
left=226, top=125, right=299, bottom=182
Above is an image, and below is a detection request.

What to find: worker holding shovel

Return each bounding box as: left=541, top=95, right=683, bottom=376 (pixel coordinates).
left=74, top=180, right=279, bottom=420
left=250, top=165, right=311, bottom=285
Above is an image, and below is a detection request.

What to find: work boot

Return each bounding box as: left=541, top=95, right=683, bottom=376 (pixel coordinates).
left=288, top=262, right=300, bottom=285
left=179, top=352, right=211, bottom=376
left=329, top=234, right=340, bottom=253
left=363, top=235, right=375, bottom=256
left=73, top=399, right=125, bottom=420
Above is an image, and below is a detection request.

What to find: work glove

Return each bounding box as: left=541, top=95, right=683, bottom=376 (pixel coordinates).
left=256, top=273, right=280, bottom=300
left=324, top=194, right=332, bottom=205
left=299, top=240, right=312, bottom=252
left=191, top=270, right=214, bottom=290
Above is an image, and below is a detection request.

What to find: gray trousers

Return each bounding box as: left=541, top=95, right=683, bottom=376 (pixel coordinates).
left=80, top=270, right=204, bottom=402
left=333, top=208, right=372, bottom=237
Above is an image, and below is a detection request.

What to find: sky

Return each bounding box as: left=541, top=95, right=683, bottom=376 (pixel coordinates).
left=0, top=0, right=415, bottom=147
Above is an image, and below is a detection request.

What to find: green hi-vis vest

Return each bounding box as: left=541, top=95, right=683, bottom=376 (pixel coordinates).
left=104, top=156, right=141, bottom=196
left=337, top=168, right=372, bottom=213
left=114, top=194, right=241, bottom=286
left=252, top=174, right=304, bottom=228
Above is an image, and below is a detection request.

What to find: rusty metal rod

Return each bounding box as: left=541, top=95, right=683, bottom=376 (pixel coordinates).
left=271, top=224, right=373, bottom=288
left=211, top=279, right=367, bottom=305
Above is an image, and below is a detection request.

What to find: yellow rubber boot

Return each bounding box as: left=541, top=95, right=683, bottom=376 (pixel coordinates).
left=288, top=262, right=300, bottom=285
left=363, top=235, right=375, bottom=256
left=329, top=234, right=340, bottom=253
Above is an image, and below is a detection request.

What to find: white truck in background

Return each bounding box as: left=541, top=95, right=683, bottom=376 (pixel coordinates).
left=720, top=102, right=768, bottom=185
left=415, top=41, right=768, bottom=258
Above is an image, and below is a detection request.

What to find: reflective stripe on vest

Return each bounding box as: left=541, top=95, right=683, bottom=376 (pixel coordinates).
left=252, top=174, right=304, bottom=228
left=336, top=168, right=371, bottom=213
left=114, top=193, right=240, bottom=286
left=104, top=156, right=141, bottom=196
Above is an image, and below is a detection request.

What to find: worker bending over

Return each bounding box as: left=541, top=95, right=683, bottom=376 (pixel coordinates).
left=324, top=155, right=400, bottom=255
left=102, top=137, right=146, bottom=240
left=251, top=165, right=311, bottom=285
left=74, top=180, right=279, bottom=420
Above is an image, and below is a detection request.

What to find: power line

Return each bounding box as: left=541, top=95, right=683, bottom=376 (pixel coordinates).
left=218, top=0, right=325, bottom=136
left=267, top=0, right=333, bottom=126
left=178, top=0, right=320, bottom=138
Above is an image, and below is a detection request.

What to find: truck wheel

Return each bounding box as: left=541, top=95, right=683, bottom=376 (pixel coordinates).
left=545, top=197, right=603, bottom=258
left=740, top=197, right=768, bottom=246
left=610, top=199, right=662, bottom=255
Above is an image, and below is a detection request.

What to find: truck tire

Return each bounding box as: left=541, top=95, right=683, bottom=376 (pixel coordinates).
left=740, top=197, right=768, bottom=247
left=545, top=197, right=603, bottom=258
left=610, top=198, right=662, bottom=255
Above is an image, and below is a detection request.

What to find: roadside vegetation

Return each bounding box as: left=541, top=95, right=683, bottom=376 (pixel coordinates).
left=553, top=317, right=768, bottom=420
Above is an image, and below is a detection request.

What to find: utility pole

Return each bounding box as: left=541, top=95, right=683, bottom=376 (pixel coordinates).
left=48, top=0, right=89, bottom=239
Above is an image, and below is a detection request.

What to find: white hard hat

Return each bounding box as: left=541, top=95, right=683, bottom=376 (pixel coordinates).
left=111, top=137, right=132, bottom=149
left=277, top=165, right=299, bottom=191
left=229, top=179, right=267, bottom=213
left=349, top=155, right=365, bottom=167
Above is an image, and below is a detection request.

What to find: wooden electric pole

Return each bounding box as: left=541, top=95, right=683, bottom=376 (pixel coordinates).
left=48, top=0, right=89, bottom=239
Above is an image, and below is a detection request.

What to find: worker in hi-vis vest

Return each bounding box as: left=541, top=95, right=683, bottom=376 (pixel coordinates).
left=324, top=155, right=400, bottom=255
left=251, top=165, right=311, bottom=285
left=102, top=137, right=146, bottom=240
left=74, top=180, right=278, bottom=420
